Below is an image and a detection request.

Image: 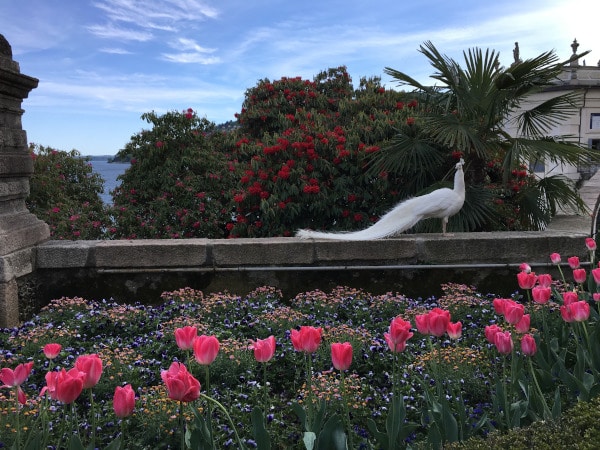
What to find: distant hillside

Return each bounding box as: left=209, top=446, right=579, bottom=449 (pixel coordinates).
left=214, top=120, right=240, bottom=133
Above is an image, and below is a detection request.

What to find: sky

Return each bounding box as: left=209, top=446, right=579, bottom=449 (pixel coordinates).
left=1, top=0, right=598, bottom=156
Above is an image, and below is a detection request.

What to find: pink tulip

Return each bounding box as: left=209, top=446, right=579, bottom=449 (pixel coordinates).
left=174, top=326, right=197, bottom=351
left=290, top=326, right=322, bottom=353
left=0, top=362, right=33, bottom=405
left=573, top=268, right=587, bottom=284
left=585, top=237, right=596, bottom=251
left=251, top=336, right=276, bottom=363
left=520, top=334, right=537, bottom=356
left=503, top=301, right=524, bottom=325
left=43, top=343, right=62, bottom=360
left=41, top=371, right=58, bottom=400
left=484, top=324, right=503, bottom=344
left=561, top=301, right=590, bottom=323
left=427, top=308, right=451, bottom=337
left=519, top=262, right=531, bottom=273
left=0, top=361, right=33, bottom=388
left=113, top=384, right=136, bottom=418
left=568, top=256, right=580, bottom=269
left=532, top=286, right=551, bottom=304
left=446, top=321, right=462, bottom=339
left=562, top=291, right=579, bottom=305
left=550, top=253, right=561, bottom=264
left=54, top=368, right=85, bottom=404
left=537, top=273, right=552, bottom=288
left=331, top=342, right=353, bottom=371
left=414, top=313, right=430, bottom=334
left=593, top=293, right=600, bottom=302
left=592, top=268, right=600, bottom=284
left=75, top=354, right=103, bottom=389
left=570, top=301, right=590, bottom=321
left=384, top=316, right=413, bottom=352
left=517, top=271, right=536, bottom=290
left=161, top=362, right=200, bottom=403
left=515, top=314, right=530, bottom=334
left=493, top=298, right=507, bottom=315
left=494, top=331, right=514, bottom=355
left=193, top=335, right=220, bottom=365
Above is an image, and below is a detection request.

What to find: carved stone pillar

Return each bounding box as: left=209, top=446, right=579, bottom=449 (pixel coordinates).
left=0, top=34, right=49, bottom=327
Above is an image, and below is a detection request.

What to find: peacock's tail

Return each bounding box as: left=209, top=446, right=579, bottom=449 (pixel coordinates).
left=296, top=197, right=423, bottom=240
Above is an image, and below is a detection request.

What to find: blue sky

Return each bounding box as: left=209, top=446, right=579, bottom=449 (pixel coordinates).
left=1, top=0, right=597, bottom=156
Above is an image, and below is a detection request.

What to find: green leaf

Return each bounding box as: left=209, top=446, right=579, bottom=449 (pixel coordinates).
left=552, top=387, right=562, bottom=420
left=292, top=402, right=308, bottom=431
left=103, top=437, right=122, bottom=450
left=303, top=432, right=317, bottom=450
left=316, top=414, right=347, bottom=450
left=251, top=407, right=271, bottom=450
left=68, top=435, right=85, bottom=450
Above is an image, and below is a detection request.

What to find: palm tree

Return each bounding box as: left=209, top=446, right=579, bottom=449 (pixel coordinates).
left=372, top=41, right=591, bottom=231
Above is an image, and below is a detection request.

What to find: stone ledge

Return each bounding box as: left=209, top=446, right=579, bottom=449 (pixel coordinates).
left=34, top=230, right=591, bottom=272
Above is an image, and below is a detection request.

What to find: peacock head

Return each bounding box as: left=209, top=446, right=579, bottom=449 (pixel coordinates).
left=455, top=158, right=465, bottom=170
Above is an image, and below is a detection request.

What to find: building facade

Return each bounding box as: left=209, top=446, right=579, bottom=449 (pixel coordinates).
left=506, top=39, right=600, bottom=182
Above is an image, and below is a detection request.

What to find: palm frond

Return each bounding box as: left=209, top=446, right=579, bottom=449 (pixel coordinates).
left=368, top=134, right=446, bottom=192
left=517, top=90, right=582, bottom=137
left=505, top=137, right=592, bottom=171
left=535, top=174, right=589, bottom=215
left=423, top=115, right=490, bottom=158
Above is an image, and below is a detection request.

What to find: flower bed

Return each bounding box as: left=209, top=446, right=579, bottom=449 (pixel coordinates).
left=2, top=239, right=600, bottom=449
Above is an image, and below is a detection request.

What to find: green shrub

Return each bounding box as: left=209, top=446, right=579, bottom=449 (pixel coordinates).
left=27, top=144, right=111, bottom=239
left=110, top=109, right=239, bottom=238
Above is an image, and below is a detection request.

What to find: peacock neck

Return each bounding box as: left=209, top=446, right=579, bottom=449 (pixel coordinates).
left=454, top=168, right=465, bottom=196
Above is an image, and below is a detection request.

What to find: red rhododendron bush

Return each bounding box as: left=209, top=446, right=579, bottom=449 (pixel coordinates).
left=109, top=67, right=423, bottom=239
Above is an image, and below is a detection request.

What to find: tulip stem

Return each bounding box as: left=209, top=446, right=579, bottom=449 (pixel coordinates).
left=89, top=389, right=96, bottom=449
left=199, top=393, right=244, bottom=449
left=527, top=357, right=551, bottom=419
left=340, top=370, right=354, bottom=450
left=179, top=400, right=185, bottom=450
left=14, top=386, right=21, bottom=450
left=262, top=362, right=269, bottom=425
left=502, top=356, right=510, bottom=428
left=204, top=365, right=214, bottom=446
left=305, top=353, right=314, bottom=430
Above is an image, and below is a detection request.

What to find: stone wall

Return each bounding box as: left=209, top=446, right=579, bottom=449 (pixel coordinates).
left=0, top=34, right=50, bottom=327
left=15, top=229, right=586, bottom=321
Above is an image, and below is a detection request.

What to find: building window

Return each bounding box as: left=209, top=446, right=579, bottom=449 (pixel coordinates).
left=591, top=113, right=600, bottom=130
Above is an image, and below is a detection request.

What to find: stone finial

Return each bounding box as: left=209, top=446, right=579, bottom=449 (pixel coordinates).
left=0, top=34, right=12, bottom=57
left=571, top=38, right=579, bottom=55
left=512, top=42, right=521, bottom=65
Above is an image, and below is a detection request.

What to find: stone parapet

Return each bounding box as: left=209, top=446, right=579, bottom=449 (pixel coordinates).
left=24, top=230, right=590, bottom=319
left=35, top=231, right=590, bottom=271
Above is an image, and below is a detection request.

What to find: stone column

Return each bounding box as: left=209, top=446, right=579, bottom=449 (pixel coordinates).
left=0, top=34, right=49, bottom=327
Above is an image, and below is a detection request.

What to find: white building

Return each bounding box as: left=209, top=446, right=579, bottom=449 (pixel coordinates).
left=506, top=39, right=600, bottom=182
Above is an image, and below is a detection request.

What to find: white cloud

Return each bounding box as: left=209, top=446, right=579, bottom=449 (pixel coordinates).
left=87, top=24, right=153, bottom=41
left=91, top=0, right=219, bottom=26
left=99, top=47, right=133, bottom=55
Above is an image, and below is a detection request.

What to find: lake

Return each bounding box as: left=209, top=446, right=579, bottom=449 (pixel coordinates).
left=88, top=159, right=130, bottom=204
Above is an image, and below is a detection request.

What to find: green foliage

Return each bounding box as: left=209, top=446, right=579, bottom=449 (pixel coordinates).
left=110, top=109, right=239, bottom=238
left=26, top=144, right=110, bottom=239
left=379, top=41, right=591, bottom=231
left=447, top=394, right=600, bottom=450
